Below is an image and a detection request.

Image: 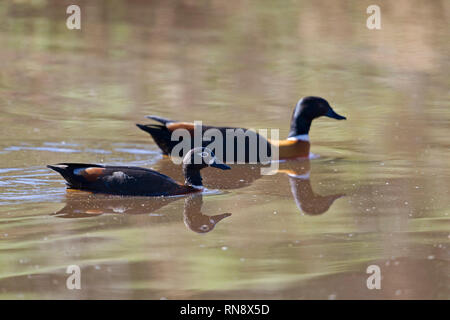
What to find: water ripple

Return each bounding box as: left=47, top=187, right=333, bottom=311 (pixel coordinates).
left=0, top=142, right=161, bottom=205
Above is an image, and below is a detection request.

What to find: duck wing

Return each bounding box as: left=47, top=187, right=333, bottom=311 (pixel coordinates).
left=138, top=117, right=273, bottom=162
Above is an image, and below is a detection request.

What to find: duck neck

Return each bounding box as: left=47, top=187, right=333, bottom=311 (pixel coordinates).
left=184, top=167, right=203, bottom=188
left=288, top=117, right=311, bottom=138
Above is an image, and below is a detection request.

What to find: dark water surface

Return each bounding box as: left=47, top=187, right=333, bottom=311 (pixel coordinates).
left=0, top=1, right=449, bottom=299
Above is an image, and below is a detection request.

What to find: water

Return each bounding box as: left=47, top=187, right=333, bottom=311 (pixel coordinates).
left=0, top=0, right=449, bottom=299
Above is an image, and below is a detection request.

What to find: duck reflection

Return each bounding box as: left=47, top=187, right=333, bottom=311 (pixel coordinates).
left=155, top=157, right=344, bottom=215
left=275, top=162, right=344, bottom=215
left=51, top=192, right=231, bottom=233
left=285, top=173, right=344, bottom=215
left=52, top=191, right=178, bottom=218
left=183, top=194, right=231, bottom=233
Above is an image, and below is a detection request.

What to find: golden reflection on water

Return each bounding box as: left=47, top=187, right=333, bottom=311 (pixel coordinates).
left=0, top=0, right=449, bottom=299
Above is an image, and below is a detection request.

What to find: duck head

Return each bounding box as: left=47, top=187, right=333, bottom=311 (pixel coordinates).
left=288, top=96, right=346, bottom=138
left=183, top=194, right=231, bottom=233
left=182, top=147, right=230, bottom=187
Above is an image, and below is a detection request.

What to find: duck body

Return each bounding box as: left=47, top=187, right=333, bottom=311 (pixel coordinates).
left=47, top=163, right=197, bottom=196
left=47, top=148, right=230, bottom=196
left=137, top=122, right=273, bottom=162
left=137, top=96, right=345, bottom=162
left=268, top=136, right=310, bottom=159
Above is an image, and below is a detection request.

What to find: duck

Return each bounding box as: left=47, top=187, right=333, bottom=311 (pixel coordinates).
left=47, top=147, right=230, bottom=196
left=136, top=96, right=346, bottom=162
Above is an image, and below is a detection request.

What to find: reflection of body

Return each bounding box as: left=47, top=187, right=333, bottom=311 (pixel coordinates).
left=154, top=158, right=343, bottom=215
left=52, top=191, right=179, bottom=218
left=52, top=192, right=231, bottom=234
left=153, top=158, right=264, bottom=190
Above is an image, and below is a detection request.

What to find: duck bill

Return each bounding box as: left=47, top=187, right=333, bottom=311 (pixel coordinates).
left=326, top=108, right=346, bottom=120
left=210, top=162, right=231, bottom=170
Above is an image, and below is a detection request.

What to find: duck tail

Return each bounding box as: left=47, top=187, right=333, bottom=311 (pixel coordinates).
left=145, top=115, right=175, bottom=125
left=136, top=124, right=174, bottom=155
left=47, top=164, right=80, bottom=188
left=47, top=164, right=69, bottom=175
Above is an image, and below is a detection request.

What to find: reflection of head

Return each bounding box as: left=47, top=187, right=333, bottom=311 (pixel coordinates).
left=183, top=194, right=231, bottom=233
left=288, top=176, right=343, bottom=215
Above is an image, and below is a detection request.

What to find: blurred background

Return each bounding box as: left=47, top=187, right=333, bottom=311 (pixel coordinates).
left=0, top=0, right=448, bottom=299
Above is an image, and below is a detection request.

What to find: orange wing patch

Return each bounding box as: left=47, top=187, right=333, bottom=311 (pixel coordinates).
left=166, top=122, right=195, bottom=133
left=75, top=167, right=106, bottom=182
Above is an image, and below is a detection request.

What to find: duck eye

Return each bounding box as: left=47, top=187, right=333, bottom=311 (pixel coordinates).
left=196, top=151, right=212, bottom=161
